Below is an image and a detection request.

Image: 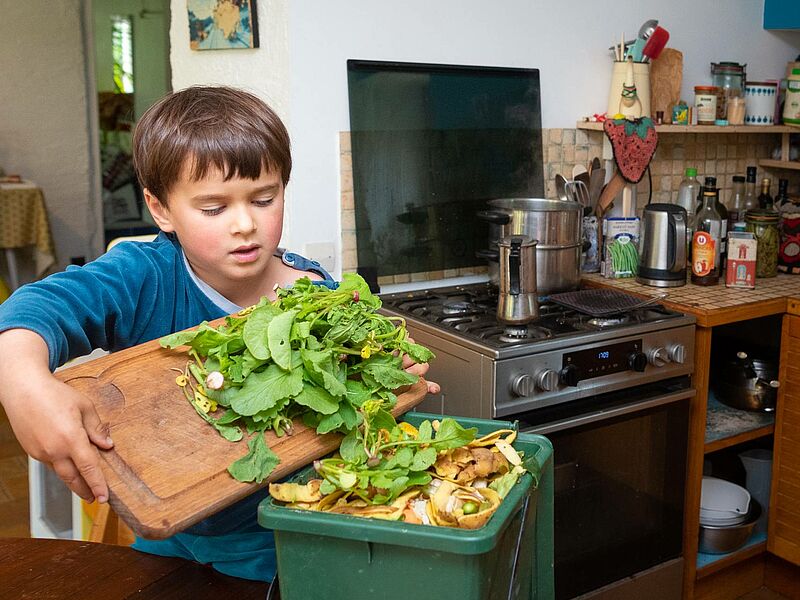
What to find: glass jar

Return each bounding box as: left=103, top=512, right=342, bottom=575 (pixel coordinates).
left=711, top=62, right=746, bottom=119
left=745, top=209, right=780, bottom=278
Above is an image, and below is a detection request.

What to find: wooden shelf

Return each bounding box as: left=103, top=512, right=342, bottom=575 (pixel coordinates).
left=759, top=159, right=800, bottom=171
left=576, top=122, right=797, bottom=133
left=704, top=392, right=775, bottom=454
left=696, top=530, right=767, bottom=578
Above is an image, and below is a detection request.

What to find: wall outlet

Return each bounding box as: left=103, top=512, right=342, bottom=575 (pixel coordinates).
left=304, top=242, right=336, bottom=273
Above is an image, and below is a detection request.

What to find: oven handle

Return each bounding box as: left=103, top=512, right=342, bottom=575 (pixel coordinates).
left=520, top=388, right=696, bottom=435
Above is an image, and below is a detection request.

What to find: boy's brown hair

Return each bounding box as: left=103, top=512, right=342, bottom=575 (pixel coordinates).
left=132, top=86, right=291, bottom=205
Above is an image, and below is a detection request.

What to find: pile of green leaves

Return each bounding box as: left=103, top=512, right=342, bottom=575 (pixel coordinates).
left=315, top=399, right=478, bottom=504
left=159, top=273, right=434, bottom=483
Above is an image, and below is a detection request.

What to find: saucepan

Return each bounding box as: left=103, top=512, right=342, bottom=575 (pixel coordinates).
left=477, top=198, right=584, bottom=295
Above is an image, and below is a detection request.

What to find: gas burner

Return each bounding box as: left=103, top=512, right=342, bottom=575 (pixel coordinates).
left=442, top=301, right=477, bottom=316
left=498, top=325, right=553, bottom=344
left=585, top=314, right=631, bottom=329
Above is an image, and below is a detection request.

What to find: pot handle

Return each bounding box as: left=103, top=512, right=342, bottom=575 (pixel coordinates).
left=476, top=249, right=499, bottom=261
left=476, top=210, right=511, bottom=225
left=509, top=237, right=522, bottom=295
left=756, top=378, right=780, bottom=390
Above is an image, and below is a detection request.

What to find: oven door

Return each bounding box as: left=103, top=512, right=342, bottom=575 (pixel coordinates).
left=519, top=377, right=693, bottom=600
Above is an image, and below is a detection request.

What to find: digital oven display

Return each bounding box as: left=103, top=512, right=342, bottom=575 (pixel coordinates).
left=562, top=339, right=642, bottom=379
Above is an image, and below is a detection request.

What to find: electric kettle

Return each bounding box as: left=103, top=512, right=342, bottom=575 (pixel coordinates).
left=497, top=236, right=538, bottom=323
left=636, top=203, right=687, bottom=287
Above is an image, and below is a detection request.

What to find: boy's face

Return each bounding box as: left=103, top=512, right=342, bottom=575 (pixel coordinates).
left=144, top=162, right=285, bottom=300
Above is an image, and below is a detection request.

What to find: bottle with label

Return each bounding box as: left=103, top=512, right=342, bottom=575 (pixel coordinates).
left=676, top=167, right=700, bottom=262
left=758, top=178, right=774, bottom=210
left=744, top=166, right=758, bottom=210
left=728, top=175, right=746, bottom=227
left=700, top=176, right=728, bottom=270
left=692, top=187, right=723, bottom=285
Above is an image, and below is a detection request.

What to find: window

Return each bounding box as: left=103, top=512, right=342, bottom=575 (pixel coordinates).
left=111, top=15, right=134, bottom=93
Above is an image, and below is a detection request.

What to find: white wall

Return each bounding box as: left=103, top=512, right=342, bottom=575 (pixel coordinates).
left=167, top=0, right=800, bottom=277
left=0, top=1, right=103, bottom=271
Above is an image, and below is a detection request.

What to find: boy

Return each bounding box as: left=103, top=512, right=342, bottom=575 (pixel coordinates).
left=0, top=86, right=437, bottom=581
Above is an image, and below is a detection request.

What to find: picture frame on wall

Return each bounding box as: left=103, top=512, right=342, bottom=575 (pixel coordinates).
left=187, top=0, right=259, bottom=51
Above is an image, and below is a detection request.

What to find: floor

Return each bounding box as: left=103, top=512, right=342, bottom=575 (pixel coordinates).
left=0, top=405, right=29, bottom=537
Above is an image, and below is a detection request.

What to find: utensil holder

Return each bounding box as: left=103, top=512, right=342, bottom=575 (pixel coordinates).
left=607, top=61, right=651, bottom=119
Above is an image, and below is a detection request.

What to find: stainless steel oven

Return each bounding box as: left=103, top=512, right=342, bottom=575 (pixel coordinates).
left=380, top=284, right=695, bottom=599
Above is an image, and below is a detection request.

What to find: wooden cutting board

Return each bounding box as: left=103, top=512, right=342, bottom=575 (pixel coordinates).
left=55, top=337, right=428, bottom=539
left=649, top=48, right=683, bottom=122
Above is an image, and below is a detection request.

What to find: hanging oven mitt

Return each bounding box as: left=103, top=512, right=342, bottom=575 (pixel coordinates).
left=596, top=117, right=658, bottom=218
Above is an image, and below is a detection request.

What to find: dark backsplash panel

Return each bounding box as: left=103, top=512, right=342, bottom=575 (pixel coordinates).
left=347, top=60, right=544, bottom=278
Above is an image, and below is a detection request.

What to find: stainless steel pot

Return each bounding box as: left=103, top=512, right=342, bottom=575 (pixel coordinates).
left=712, top=351, right=779, bottom=412
left=477, top=198, right=584, bottom=295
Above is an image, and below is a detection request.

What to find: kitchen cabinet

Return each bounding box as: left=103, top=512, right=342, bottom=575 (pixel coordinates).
left=582, top=273, right=800, bottom=599
left=764, top=0, right=800, bottom=30
left=769, top=302, right=800, bottom=564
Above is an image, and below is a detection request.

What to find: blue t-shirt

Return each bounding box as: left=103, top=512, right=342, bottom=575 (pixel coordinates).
left=0, top=231, right=336, bottom=581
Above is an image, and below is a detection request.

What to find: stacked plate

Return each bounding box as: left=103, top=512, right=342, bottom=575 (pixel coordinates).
left=700, top=477, right=751, bottom=527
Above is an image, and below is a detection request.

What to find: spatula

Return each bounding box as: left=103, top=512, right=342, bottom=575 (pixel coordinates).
left=642, top=26, right=669, bottom=62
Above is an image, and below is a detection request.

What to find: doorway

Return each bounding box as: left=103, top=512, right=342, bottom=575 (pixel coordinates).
left=92, top=0, right=171, bottom=248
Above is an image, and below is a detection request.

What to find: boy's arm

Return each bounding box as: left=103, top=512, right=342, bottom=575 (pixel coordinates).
left=0, top=329, right=113, bottom=503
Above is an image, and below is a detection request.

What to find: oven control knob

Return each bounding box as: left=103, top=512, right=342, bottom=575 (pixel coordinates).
left=510, top=374, right=537, bottom=397
left=559, top=364, right=581, bottom=387
left=536, top=369, right=560, bottom=392
left=668, top=344, right=687, bottom=364
left=628, top=351, right=647, bottom=372
left=647, top=347, right=669, bottom=368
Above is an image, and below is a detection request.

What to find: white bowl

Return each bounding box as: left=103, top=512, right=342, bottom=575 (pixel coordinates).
left=701, top=477, right=750, bottom=515
left=700, top=513, right=747, bottom=527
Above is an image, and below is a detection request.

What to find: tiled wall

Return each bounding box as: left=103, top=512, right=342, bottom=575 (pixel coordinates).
left=543, top=128, right=800, bottom=209
left=340, top=129, right=799, bottom=279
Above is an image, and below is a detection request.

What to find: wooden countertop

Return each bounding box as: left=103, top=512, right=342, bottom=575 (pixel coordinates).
left=581, top=273, right=800, bottom=327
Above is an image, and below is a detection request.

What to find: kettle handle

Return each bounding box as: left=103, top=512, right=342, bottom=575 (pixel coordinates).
left=509, top=237, right=522, bottom=295
left=669, top=210, right=687, bottom=272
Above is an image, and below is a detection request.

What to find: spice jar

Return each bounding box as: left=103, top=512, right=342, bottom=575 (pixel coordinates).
left=745, top=209, right=780, bottom=277
left=694, top=86, right=719, bottom=125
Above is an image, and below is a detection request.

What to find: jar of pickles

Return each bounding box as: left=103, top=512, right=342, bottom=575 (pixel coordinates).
left=745, top=209, right=780, bottom=277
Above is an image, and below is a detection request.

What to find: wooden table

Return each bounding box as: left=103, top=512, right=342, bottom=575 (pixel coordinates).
left=0, top=181, right=56, bottom=289
left=0, top=537, right=271, bottom=600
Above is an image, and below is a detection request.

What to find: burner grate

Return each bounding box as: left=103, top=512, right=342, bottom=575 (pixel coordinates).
left=548, top=289, right=666, bottom=317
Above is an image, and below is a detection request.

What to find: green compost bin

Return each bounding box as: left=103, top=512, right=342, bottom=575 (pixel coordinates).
left=258, top=411, right=554, bottom=600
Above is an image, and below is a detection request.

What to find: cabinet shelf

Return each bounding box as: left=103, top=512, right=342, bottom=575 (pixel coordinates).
left=696, top=530, right=767, bottom=577
left=575, top=122, right=797, bottom=134
left=704, top=392, right=775, bottom=454
left=759, top=159, right=800, bottom=171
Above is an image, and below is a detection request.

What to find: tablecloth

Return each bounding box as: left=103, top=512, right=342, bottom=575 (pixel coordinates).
left=0, top=181, right=56, bottom=276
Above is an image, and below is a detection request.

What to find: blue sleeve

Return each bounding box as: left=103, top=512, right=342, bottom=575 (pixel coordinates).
left=281, top=252, right=338, bottom=289
left=0, top=242, right=172, bottom=371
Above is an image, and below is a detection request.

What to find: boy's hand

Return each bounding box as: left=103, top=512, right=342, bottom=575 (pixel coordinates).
left=6, top=377, right=114, bottom=503
left=401, top=337, right=441, bottom=395
left=0, top=329, right=113, bottom=504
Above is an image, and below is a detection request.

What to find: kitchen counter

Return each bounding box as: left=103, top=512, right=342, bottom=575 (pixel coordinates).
left=581, top=272, right=800, bottom=327
left=582, top=271, right=800, bottom=598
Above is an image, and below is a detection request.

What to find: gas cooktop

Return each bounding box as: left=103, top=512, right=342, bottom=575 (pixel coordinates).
left=380, top=283, right=688, bottom=352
